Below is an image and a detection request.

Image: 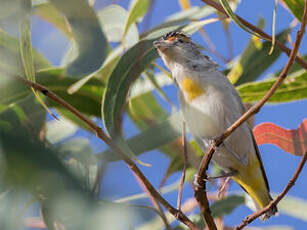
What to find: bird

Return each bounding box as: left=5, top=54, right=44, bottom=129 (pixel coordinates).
left=153, top=31, right=277, bottom=220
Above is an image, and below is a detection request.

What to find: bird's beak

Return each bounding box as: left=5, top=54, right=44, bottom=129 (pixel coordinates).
left=153, top=40, right=168, bottom=52
left=153, top=40, right=161, bottom=48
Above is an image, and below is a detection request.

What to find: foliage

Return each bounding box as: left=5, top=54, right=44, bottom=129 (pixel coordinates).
left=0, top=0, right=306, bottom=229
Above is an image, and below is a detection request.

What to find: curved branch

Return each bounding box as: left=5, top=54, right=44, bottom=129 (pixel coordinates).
left=194, top=1, right=307, bottom=229
left=17, top=77, right=201, bottom=230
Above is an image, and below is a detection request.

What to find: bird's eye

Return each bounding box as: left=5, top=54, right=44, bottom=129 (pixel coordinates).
left=178, top=39, right=184, bottom=43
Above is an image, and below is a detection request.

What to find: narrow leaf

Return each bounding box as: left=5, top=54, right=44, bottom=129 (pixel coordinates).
left=278, top=195, right=307, bottom=221
left=19, top=1, right=54, bottom=118
left=237, top=70, right=307, bottom=103
left=268, top=0, right=278, bottom=55
left=97, top=112, right=182, bottom=162
left=253, top=119, right=307, bottom=156
left=49, top=0, right=107, bottom=77
left=230, top=27, right=289, bottom=86
left=211, top=195, right=245, bottom=218
left=123, top=0, right=150, bottom=37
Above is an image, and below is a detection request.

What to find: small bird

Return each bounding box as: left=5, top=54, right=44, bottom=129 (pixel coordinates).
left=153, top=31, right=277, bottom=220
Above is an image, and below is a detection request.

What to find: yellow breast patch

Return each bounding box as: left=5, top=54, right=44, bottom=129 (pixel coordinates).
left=181, top=77, right=205, bottom=101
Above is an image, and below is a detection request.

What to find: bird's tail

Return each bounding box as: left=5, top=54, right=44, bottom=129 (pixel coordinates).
left=232, top=160, right=278, bottom=221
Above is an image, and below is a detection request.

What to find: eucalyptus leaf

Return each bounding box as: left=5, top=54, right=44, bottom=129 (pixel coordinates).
left=98, top=4, right=139, bottom=47
left=49, top=0, right=107, bottom=77
left=123, top=0, right=150, bottom=37
left=276, top=195, right=307, bottom=221
left=237, top=70, right=307, bottom=103
left=230, top=27, right=289, bottom=86
left=211, top=195, right=245, bottom=218
left=283, top=0, right=305, bottom=21
left=97, top=112, right=182, bottom=162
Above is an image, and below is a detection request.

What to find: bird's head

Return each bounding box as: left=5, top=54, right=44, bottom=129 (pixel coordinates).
left=153, top=31, right=214, bottom=71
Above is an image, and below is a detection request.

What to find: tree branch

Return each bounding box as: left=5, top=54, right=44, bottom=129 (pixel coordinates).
left=194, top=1, right=307, bottom=229
left=236, top=151, right=307, bottom=229
left=17, top=77, right=201, bottom=230
left=201, top=0, right=307, bottom=69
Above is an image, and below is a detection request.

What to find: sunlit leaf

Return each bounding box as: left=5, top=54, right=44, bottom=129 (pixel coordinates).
left=49, top=0, right=107, bottom=77
left=99, top=4, right=139, bottom=47
left=229, top=26, right=289, bottom=86
left=254, top=119, right=307, bottom=156
left=123, top=0, right=150, bottom=37
left=237, top=70, right=307, bottom=103
left=277, top=195, right=307, bottom=222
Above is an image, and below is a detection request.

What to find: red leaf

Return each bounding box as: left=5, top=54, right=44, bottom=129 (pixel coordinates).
left=253, top=119, right=307, bottom=156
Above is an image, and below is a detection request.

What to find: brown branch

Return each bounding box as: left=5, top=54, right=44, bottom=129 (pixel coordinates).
left=16, top=77, right=201, bottom=230
left=236, top=151, right=307, bottom=229
left=133, top=172, right=171, bottom=230
left=177, top=121, right=188, bottom=211
left=201, top=0, right=307, bottom=69
left=194, top=1, right=307, bottom=229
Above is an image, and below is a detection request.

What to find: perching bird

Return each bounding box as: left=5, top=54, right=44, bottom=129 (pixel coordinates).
left=153, top=31, right=277, bottom=220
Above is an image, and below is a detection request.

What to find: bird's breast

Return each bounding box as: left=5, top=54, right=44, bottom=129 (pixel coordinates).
left=178, top=88, right=224, bottom=139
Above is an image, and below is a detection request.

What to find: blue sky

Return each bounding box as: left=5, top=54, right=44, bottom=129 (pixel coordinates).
left=31, top=0, right=307, bottom=229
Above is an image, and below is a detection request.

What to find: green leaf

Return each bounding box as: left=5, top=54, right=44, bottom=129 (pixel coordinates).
left=238, top=70, right=307, bottom=103
left=34, top=3, right=72, bottom=38
left=283, top=0, right=305, bottom=21
left=98, top=4, right=139, bottom=47
left=1, top=68, right=104, bottom=118
left=0, top=95, right=46, bottom=135
left=277, top=195, right=307, bottom=222
left=211, top=195, right=245, bottom=218
left=97, top=112, right=182, bottom=162
left=19, top=1, right=53, bottom=118
left=102, top=39, right=159, bottom=135
left=230, top=27, right=290, bottom=86
left=19, top=1, right=35, bottom=82
left=123, top=0, right=150, bottom=37
left=49, top=0, right=107, bottom=77
left=0, top=29, right=50, bottom=78
left=38, top=68, right=104, bottom=117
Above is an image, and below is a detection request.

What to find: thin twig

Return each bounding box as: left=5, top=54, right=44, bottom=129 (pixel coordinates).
left=235, top=152, right=307, bottom=230
left=17, top=76, right=200, bottom=230
left=201, top=0, right=307, bottom=69
left=194, top=1, right=307, bottom=229
left=177, top=121, right=188, bottom=211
